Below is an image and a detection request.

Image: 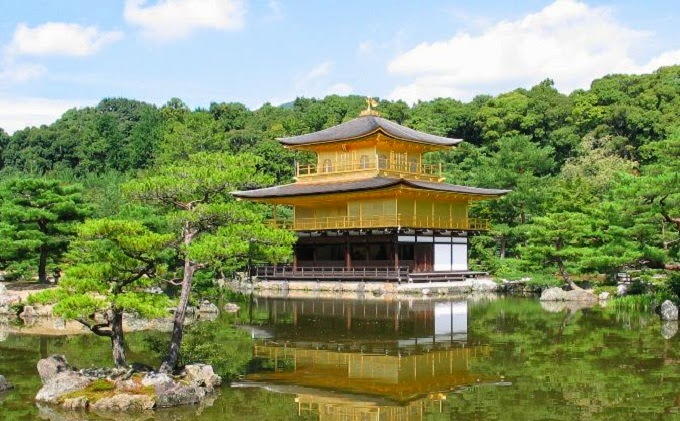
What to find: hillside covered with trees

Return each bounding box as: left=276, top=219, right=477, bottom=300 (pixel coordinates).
left=0, top=66, right=678, bottom=294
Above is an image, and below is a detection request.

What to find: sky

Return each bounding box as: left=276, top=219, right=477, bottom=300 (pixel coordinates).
left=0, top=0, right=679, bottom=133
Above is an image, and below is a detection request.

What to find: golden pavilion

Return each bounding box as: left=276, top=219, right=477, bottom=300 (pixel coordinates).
left=234, top=106, right=509, bottom=282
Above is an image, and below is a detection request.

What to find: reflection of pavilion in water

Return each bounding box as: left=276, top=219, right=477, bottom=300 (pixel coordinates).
left=247, top=297, right=474, bottom=354
left=242, top=297, right=490, bottom=420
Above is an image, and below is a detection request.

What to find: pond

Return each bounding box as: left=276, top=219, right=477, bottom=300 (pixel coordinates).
left=0, top=295, right=678, bottom=420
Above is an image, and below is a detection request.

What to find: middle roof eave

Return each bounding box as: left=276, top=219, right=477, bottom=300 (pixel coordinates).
left=232, top=177, right=511, bottom=199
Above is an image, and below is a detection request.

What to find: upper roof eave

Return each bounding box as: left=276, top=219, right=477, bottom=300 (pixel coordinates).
left=277, top=115, right=462, bottom=148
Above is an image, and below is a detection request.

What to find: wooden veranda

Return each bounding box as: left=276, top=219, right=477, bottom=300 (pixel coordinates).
left=253, top=265, right=488, bottom=283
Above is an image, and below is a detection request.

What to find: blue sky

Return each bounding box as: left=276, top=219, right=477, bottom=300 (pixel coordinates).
left=0, top=0, right=678, bottom=133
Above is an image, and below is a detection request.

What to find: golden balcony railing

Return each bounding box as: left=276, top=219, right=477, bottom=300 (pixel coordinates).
left=269, top=214, right=490, bottom=231
left=296, top=156, right=442, bottom=181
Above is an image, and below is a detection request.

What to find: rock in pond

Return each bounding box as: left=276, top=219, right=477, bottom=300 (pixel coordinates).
left=184, top=364, right=222, bottom=393
left=35, top=355, right=222, bottom=412
left=37, top=355, right=75, bottom=383
left=661, top=320, right=678, bottom=340
left=90, top=393, right=155, bottom=411
left=660, top=300, right=678, bottom=321
left=0, top=374, right=14, bottom=391
left=35, top=370, right=92, bottom=404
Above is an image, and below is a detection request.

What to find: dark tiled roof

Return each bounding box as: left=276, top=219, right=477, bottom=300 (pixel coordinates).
left=233, top=177, right=510, bottom=199
left=278, top=115, right=462, bottom=147
left=405, top=179, right=511, bottom=196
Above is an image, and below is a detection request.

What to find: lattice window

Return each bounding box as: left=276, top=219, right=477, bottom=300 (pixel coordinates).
left=359, top=154, right=370, bottom=169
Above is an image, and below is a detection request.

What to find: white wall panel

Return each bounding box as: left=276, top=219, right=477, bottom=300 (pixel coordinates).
left=452, top=243, right=468, bottom=270
left=434, top=243, right=452, bottom=271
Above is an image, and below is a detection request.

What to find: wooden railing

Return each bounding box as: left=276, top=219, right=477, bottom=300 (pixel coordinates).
left=270, top=215, right=489, bottom=231
left=254, top=265, right=409, bottom=280
left=296, top=156, right=442, bottom=180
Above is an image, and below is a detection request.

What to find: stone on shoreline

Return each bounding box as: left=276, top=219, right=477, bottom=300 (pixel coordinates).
left=34, top=355, right=221, bottom=412
left=540, top=287, right=597, bottom=302
left=617, top=284, right=627, bottom=296
left=223, top=302, right=240, bottom=313
left=0, top=374, right=14, bottom=391
left=660, top=300, right=678, bottom=321
left=198, top=301, right=219, bottom=314
left=20, top=304, right=54, bottom=318
left=540, top=287, right=568, bottom=301
left=0, top=294, right=20, bottom=315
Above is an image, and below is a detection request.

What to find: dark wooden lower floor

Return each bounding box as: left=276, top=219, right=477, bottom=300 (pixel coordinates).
left=292, top=231, right=469, bottom=273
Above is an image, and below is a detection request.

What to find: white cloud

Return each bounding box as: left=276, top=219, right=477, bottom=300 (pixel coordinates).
left=7, top=23, right=123, bottom=57
left=293, top=61, right=333, bottom=96
left=271, top=61, right=353, bottom=103
left=300, top=61, right=333, bottom=84
left=124, top=0, right=246, bottom=41
left=0, top=62, right=46, bottom=83
left=388, top=0, right=680, bottom=103
left=0, top=95, right=89, bottom=134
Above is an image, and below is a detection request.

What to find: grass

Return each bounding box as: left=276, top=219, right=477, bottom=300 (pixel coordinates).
left=609, top=294, right=666, bottom=312
left=60, top=379, right=116, bottom=403
left=593, top=285, right=617, bottom=295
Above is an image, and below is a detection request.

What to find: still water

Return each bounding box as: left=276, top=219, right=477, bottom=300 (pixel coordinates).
left=1, top=295, right=678, bottom=420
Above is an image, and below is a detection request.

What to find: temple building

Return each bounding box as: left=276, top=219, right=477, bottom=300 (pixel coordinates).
left=234, top=105, right=509, bottom=282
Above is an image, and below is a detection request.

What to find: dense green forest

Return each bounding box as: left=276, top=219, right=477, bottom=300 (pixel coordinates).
left=0, top=66, right=678, bottom=296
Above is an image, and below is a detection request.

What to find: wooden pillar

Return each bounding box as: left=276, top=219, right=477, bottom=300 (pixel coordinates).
left=393, top=235, right=399, bottom=270
left=345, top=236, right=351, bottom=269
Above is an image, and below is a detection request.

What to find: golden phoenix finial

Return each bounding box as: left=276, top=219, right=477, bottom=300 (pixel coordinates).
left=360, top=97, right=380, bottom=116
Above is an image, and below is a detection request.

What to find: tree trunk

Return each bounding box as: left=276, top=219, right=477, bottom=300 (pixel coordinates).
left=555, top=257, right=581, bottom=291
left=160, top=259, right=195, bottom=373
left=160, top=223, right=197, bottom=374
left=38, top=244, right=48, bottom=284
left=109, top=310, right=127, bottom=368
left=499, top=236, right=507, bottom=259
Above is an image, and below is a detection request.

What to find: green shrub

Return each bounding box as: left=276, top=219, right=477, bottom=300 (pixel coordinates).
left=626, top=280, right=649, bottom=295
left=594, top=285, right=617, bottom=295
left=666, top=273, right=680, bottom=301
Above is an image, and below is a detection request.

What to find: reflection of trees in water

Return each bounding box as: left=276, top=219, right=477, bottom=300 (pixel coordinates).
left=458, top=298, right=679, bottom=419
